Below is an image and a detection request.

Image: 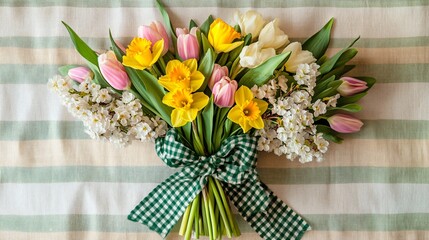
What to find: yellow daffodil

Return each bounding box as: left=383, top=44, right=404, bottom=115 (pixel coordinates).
left=208, top=18, right=243, bottom=53
left=163, top=88, right=209, bottom=127
left=227, top=86, right=268, bottom=133
left=122, top=37, right=164, bottom=70
left=158, top=59, right=205, bottom=92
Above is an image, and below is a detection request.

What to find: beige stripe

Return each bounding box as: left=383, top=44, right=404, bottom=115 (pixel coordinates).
left=326, top=46, right=429, bottom=64
left=1, top=139, right=428, bottom=167
left=1, top=6, right=428, bottom=38
left=0, top=232, right=262, bottom=240
left=1, top=46, right=428, bottom=65
left=1, top=231, right=429, bottom=240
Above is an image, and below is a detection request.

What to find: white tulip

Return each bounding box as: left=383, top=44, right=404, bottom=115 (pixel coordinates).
left=258, top=18, right=289, bottom=50
left=239, top=42, right=276, bottom=68
left=234, top=10, right=266, bottom=40
left=282, top=42, right=316, bottom=72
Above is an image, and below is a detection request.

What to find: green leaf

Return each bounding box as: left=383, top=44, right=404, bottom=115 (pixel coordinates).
left=109, top=30, right=125, bottom=61
left=202, top=98, right=214, bottom=154
left=239, top=51, right=291, bottom=87
left=313, top=80, right=342, bottom=100
left=62, top=21, right=110, bottom=88
left=329, top=103, right=362, bottom=112
left=201, top=33, right=213, bottom=57
left=228, top=33, right=251, bottom=63
left=58, top=64, right=79, bottom=77
left=337, top=92, right=367, bottom=105
left=155, top=0, right=177, bottom=46
left=314, top=76, right=336, bottom=95
left=189, top=19, right=198, bottom=29
left=334, top=48, right=358, bottom=68
left=181, top=123, right=193, bottom=147
left=200, top=15, right=214, bottom=36
left=198, top=48, right=215, bottom=92
left=316, top=125, right=343, bottom=143
left=302, top=18, right=334, bottom=59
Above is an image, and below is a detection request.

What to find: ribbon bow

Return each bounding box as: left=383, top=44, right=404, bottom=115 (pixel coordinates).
left=128, top=129, right=310, bottom=240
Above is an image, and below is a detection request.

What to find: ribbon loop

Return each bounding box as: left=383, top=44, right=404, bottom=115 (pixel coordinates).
left=128, top=129, right=310, bottom=239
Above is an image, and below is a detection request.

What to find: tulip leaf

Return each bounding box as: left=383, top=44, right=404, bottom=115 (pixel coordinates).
left=328, top=103, right=362, bottom=113
left=201, top=97, right=214, bottom=154
left=316, top=125, right=343, bottom=143
left=200, top=32, right=213, bottom=57
left=62, top=21, right=110, bottom=88
left=239, top=51, right=291, bottom=87
left=314, top=76, right=336, bottom=95
left=337, top=92, right=367, bottom=105
left=189, top=19, right=198, bottom=29
left=155, top=0, right=177, bottom=45
left=58, top=64, right=79, bottom=77
left=198, top=48, right=215, bottom=91
left=319, top=37, right=360, bottom=74
left=302, top=18, right=334, bottom=60
left=228, top=33, right=251, bottom=63
left=109, top=30, right=125, bottom=60
left=200, top=15, right=214, bottom=36
left=313, top=79, right=342, bottom=100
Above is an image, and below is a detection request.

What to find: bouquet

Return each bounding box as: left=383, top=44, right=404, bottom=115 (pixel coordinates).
left=48, top=1, right=375, bottom=239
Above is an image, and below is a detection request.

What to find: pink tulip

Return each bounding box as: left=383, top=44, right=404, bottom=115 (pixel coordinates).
left=328, top=114, right=363, bottom=133
left=177, top=28, right=199, bottom=61
left=98, top=51, right=130, bottom=90
left=138, top=21, right=169, bottom=55
left=68, top=66, right=93, bottom=83
left=337, top=77, right=368, bottom=96
left=208, top=64, right=229, bottom=90
left=212, top=76, right=238, bottom=108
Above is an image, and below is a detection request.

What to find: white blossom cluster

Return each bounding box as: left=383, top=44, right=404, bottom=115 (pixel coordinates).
left=252, top=63, right=340, bottom=163
left=47, top=75, right=168, bottom=147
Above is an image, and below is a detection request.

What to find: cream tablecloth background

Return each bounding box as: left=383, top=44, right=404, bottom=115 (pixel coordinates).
left=1, top=0, right=428, bottom=239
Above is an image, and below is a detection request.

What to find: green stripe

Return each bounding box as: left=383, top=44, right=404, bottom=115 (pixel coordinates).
left=1, top=0, right=428, bottom=8
left=0, top=214, right=427, bottom=232
left=1, top=64, right=427, bottom=84
left=2, top=36, right=429, bottom=49
left=1, top=166, right=428, bottom=184
left=1, top=120, right=428, bottom=141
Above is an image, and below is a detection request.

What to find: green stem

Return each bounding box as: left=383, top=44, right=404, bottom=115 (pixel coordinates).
left=194, top=194, right=200, bottom=239
left=184, top=194, right=199, bottom=240
left=202, top=189, right=213, bottom=240
left=209, top=178, right=232, bottom=237
left=158, top=57, right=166, bottom=74
left=208, top=182, right=218, bottom=239
left=201, top=192, right=209, bottom=236
left=179, top=204, right=191, bottom=236
left=192, top=121, right=206, bottom=156
left=214, top=178, right=237, bottom=236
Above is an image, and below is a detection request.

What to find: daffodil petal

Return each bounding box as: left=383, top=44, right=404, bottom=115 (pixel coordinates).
left=161, top=91, right=176, bottom=107
left=191, top=92, right=209, bottom=110
left=183, top=59, right=197, bottom=73
left=183, top=108, right=198, bottom=122
left=241, top=119, right=252, bottom=133
left=150, top=39, right=164, bottom=66
left=227, top=106, right=242, bottom=125
left=165, top=59, right=181, bottom=73
left=235, top=86, right=254, bottom=107
left=253, top=98, right=268, bottom=114
left=189, top=71, right=205, bottom=92
left=218, top=41, right=244, bottom=53
left=158, top=75, right=177, bottom=92
left=122, top=55, right=146, bottom=70
left=171, top=109, right=188, bottom=127
left=249, top=116, right=264, bottom=130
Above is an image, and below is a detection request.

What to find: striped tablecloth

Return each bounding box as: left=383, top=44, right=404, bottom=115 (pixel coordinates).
left=1, top=1, right=428, bottom=239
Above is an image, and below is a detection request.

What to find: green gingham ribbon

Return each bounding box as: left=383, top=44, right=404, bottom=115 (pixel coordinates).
left=128, top=129, right=310, bottom=239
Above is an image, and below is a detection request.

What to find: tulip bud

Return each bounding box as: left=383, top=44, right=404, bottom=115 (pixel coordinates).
left=337, top=77, right=368, bottom=96
left=138, top=21, right=169, bottom=55
left=212, top=76, right=238, bottom=108
left=68, top=66, right=93, bottom=83
left=239, top=42, right=276, bottom=68
left=328, top=114, right=363, bottom=133
left=208, top=64, right=229, bottom=90
left=176, top=27, right=199, bottom=61
left=98, top=51, right=131, bottom=90
left=282, top=42, right=316, bottom=73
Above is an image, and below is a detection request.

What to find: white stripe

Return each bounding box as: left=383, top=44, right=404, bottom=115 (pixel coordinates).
left=0, top=7, right=427, bottom=38
left=0, top=183, right=428, bottom=215
left=0, top=84, right=75, bottom=121
left=1, top=83, right=428, bottom=121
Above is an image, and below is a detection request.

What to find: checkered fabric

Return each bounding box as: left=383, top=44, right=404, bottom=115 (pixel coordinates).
left=128, top=129, right=310, bottom=239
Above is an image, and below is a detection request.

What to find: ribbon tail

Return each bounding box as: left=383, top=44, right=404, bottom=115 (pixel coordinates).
left=128, top=171, right=204, bottom=238
left=223, top=181, right=311, bottom=240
